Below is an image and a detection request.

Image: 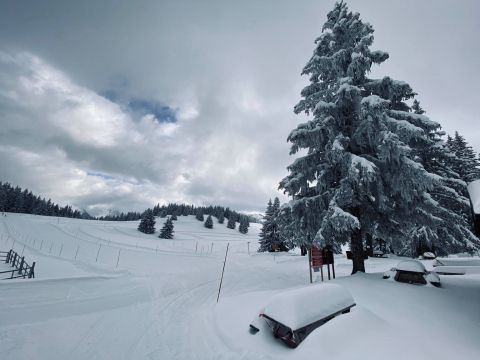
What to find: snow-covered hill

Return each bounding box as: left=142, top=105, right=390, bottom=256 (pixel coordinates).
left=0, top=213, right=479, bottom=360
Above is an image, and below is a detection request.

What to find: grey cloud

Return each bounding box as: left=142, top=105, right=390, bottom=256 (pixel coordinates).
left=0, top=0, right=479, bottom=215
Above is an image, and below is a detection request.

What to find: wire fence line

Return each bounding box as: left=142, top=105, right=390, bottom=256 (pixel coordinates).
left=0, top=217, right=256, bottom=270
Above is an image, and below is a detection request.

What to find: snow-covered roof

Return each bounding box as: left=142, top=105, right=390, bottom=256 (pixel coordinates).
left=396, top=260, right=426, bottom=273
left=262, top=284, right=355, bottom=331
left=467, top=180, right=480, bottom=214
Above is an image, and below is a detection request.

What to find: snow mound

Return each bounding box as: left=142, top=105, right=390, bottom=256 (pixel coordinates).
left=467, top=180, right=480, bottom=214
left=262, top=283, right=355, bottom=330
left=434, top=257, right=480, bottom=267
left=396, top=260, right=426, bottom=273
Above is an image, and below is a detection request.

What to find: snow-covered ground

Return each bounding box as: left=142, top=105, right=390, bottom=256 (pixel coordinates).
left=0, top=213, right=479, bottom=359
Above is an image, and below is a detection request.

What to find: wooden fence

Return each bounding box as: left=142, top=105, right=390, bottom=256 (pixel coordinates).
left=0, top=249, right=35, bottom=280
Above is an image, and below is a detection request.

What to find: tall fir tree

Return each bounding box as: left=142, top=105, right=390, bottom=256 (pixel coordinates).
left=408, top=102, right=480, bottom=256
left=279, top=2, right=459, bottom=272
left=258, top=199, right=274, bottom=252
left=446, top=132, right=480, bottom=183
left=276, top=204, right=303, bottom=251
left=217, top=208, right=225, bottom=224
left=239, top=216, right=250, bottom=234
left=204, top=214, right=213, bottom=229
left=137, top=209, right=156, bottom=234
left=159, top=217, right=174, bottom=239
left=258, top=198, right=287, bottom=252
left=226, top=214, right=236, bottom=229
left=196, top=209, right=204, bottom=222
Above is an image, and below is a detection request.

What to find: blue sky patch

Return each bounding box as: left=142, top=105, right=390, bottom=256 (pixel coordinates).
left=87, top=171, right=116, bottom=181
left=101, top=89, right=177, bottom=123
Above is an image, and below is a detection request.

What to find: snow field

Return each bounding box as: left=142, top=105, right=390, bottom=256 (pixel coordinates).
left=0, top=213, right=479, bottom=360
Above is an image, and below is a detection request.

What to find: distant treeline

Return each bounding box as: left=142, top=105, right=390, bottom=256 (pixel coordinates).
left=98, top=203, right=259, bottom=223
left=0, top=182, right=93, bottom=219
left=0, top=181, right=257, bottom=223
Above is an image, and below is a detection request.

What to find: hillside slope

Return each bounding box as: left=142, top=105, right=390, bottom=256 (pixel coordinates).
left=0, top=213, right=479, bottom=360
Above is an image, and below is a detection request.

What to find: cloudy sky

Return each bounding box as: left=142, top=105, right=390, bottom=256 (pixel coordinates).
left=0, top=0, right=479, bottom=216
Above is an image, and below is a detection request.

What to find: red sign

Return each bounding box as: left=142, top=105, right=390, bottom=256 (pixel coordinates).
left=311, top=246, right=323, bottom=268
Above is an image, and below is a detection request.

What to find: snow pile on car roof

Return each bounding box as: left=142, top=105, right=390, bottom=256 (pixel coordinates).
left=396, top=260, right=426, bottom=273
left=262, top=283, right=355, bottom=331
left=468, top=180, right=480, bottom=214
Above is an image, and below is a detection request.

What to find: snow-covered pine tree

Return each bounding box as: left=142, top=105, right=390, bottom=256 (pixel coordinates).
left=171, top=213, right=178, bottom=221
left=137, top=209, right=156, bottom=234
left=217, top=208, right=225, bottom=224
left=196, top=209, right=204, bottom=222
left=407, top=101, right=480, bottom=256
left=258, top=199, right=274, bottom=252
left=204, top=214, right=213, bottom=229
left=446, top=132, right=480, bottom=183
left=160, top=210, right=167, bottom=218
left=159, top=217, right=174, bottom=239
left=239, top=216, right=249, bottom=234
left=279, top=2, right=446, bottom=272
left=276, top=204, right=303, bottom=251
left=226, top=213, right=236, bottom=229
left=258, top=197, right=287, bottom=252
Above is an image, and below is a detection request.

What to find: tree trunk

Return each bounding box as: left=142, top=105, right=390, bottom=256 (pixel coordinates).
left=350, top=207, right=365, bottom=274
left=300, top=245, right=307, bottom=256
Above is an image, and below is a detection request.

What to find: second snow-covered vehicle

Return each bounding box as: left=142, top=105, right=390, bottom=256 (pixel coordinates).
left=249, top=284, right=356, bottom=348
left=383, top=259, right=441, bottom=287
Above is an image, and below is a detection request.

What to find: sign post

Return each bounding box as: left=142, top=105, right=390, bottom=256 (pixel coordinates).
left=310, top=246, right=324, bottom=282
left=308, top=248, right=313, bottom=284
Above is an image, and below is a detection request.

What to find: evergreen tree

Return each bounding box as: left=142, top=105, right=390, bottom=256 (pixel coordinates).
left=226, top=214, right=236, bottom=229
left=137, top=209, right=156, bottom=234
left=407, top=102, right=480, bottom=256
left=277, top=204, right=303, bottom=251
left=160, top=210, right=167, bottom=218
left=446, top=131, right=480, bottom=183
left=196, top=209, right=204, bottom=222
left=204, top=214, right=213, bottom=229
left=217, top=208, right=225, bottom=224
left=159, top=217, right=174, bottom=239
left=239, top=216, right=250, bottom=234
left=279, top=2, right=450, bottom=272
left=224, top=207, right=231, bottom=220
left=171, top=213, right=178, bottom=221
left=258, top=198, right=287, bottom=251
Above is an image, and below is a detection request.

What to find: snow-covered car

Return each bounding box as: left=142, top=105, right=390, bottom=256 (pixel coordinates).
left=372, top=250, right=386, bottom=258
left=249, top=283, right=356, bottom=348
left=383, top=259, right=440, bottom=287
left=422, top=252, right=436, bottom=260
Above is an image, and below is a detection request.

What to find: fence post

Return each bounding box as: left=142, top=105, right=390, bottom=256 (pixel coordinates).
left=116, top=249, right=121, bottom=268
left=6, top=250, right=11, bottom=263
left=18, top=256, right=24, bottom=275
left=21, top=244, right=26, bottom=256
left=96, top=244, right=102, bottom=262
left=12, top=253, right=17, bottom=267
left=59, top=244, right=63, bottom=257
left=29, top=262, right=35, bottom=278
left=217, top=243, right=230, bottom=303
